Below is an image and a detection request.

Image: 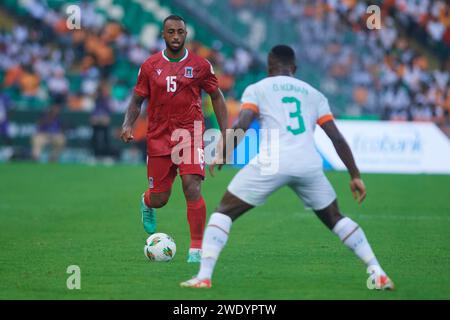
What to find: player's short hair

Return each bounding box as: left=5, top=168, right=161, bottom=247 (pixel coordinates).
left=163, top=15, right=186, bottom=28
left=269, top=45, right=296, bottom=65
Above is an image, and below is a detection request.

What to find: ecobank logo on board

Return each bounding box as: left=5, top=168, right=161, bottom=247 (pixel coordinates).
left=314, top=121, right=450, bottom=174
left=352, top=132, right=422, bottom=155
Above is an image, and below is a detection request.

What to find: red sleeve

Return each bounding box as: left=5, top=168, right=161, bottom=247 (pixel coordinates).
left=200, top=60, right=218, bottom=94
left=134, top=63, right=151, bottom=98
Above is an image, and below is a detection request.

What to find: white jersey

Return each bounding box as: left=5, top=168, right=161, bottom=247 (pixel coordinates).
left=241, top=75, right=333, bottom=176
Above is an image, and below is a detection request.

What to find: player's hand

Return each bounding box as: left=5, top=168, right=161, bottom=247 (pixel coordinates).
left=120, top=126, right=134, bottom=143
left=208, top=157, right=224, bottom=177
left=350, top=178, right=366, bottom=204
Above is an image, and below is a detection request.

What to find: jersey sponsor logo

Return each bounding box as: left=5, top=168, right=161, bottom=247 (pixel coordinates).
left=149, top=177, right=154, bottom=189
left=184, top=67, right=193, bottom=78
left=156, top=69, right=162, bottom=76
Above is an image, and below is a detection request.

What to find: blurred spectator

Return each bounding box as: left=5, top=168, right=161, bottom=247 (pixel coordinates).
left=19, top=65, right=40, bottom=98
left=90, top=81, right=114, bottom=158
left=382, top=80, right=411, bottom=121
left=47, top=66, right=69, bottom=105
left=427, top=15, right=446, bottom=42
left=443, top=87, right=450, bottom=117
left=433, top=60, right=449, bottom=91
left=128, top=44, right=148, bottom=66
left=31, top=104, right=66, bottom=162
left=411, top=83, right=434, bottom=122
left=4, top=64, right=23, bottom=88
left=0, top=85, right=11, bottom=145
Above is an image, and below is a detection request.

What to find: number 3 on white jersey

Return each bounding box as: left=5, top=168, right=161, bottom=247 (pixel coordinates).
left=282, top=96, right=305, bottom=135
left=166, top=76, right=177, bottom=92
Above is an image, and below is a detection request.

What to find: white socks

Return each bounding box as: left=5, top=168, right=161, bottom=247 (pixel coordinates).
left=197, top=214, right=384, bottom=280
left=333, top=217, right=385, bottom=275
left=197, top=212, right=232, bottom=280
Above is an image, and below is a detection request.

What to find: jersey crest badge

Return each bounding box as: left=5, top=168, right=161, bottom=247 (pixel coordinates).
left=184, top=67, right=193, bottom=78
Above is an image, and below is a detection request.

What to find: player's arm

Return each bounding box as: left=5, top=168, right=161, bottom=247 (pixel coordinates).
left=120, top=93, right=145, bottom=143
left=209, top=88, right=228, bottom=135
left=320, top=120, right=366, bottom=204
left=210, top=108, right=257, bottom=176
left=207, top=88, right=228, bottom=175
left=223, top=108, right=257, bottom=160
left=229, top=108, right=257, bottom=147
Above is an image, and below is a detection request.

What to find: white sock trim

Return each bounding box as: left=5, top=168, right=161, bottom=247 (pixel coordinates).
left=208, top=212, right=232, bottom=234
left=333, top=217, right=360, bottom=243
left=332, top=217, right=353, bottom=235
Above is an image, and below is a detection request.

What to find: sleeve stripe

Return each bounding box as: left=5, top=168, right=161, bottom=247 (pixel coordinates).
left=317, top=114, right=334, bottom=126
left=241, top=103, right=259, bottom=113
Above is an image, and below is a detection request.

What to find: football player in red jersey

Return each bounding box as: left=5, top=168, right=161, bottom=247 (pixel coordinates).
left=120, top=15, right=228, bottom=263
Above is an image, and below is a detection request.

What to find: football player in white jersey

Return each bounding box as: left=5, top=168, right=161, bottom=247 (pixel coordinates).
left=181, top=45, right=394, bottom=290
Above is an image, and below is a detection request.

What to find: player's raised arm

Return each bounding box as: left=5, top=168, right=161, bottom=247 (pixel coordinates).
left=320, top=120, right=366, bottom=204
left=120, top=93, right=145, bottom=143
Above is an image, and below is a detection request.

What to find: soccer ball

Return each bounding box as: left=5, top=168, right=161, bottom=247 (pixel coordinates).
left=144, top=233, right=176, bottom=262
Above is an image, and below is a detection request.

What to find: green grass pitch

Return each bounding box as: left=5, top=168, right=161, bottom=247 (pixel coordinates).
left=0, top=163, right=449, bottom=299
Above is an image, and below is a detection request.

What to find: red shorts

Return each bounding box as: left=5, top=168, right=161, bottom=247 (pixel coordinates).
left=147, top=147, right=205, bottom=193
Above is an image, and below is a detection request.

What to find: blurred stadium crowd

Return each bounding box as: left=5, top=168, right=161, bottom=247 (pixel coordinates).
left=0, top=0, right=449, bottom=163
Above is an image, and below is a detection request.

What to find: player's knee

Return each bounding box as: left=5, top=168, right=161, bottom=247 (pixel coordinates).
left=150, top=194, right=170, bottom=208
left=314, top=200, right=343, bottom=230
left=330, top=213, right=344, bottom=229
left=151, top=199, right=168, bottom=208
left=182, top=183, right=201, bottom=201
left=326, top=207, right=344, bottom=229
left=215, top=204, right=239, bottom=221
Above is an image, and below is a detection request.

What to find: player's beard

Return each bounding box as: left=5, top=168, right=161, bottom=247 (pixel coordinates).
left=166, top=39, right=185, bottom=53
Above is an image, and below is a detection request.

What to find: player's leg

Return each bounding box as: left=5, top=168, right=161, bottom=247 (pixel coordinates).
left=314, top=200, right=394, bottom=290
left=180, top=174, right=206, bottom=262
left=144, top=189, right=172, bottom=208
left=178, top=145, right=209, bottom=262
left=141, top=156, right=177, bottom=234
left=181, top=163, right=286, bottom=288
left=290, top=172, right=394, bottom=290
left=180, top=191, right=254, bottom=288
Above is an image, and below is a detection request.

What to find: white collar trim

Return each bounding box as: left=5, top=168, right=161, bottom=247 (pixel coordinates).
left=162, top=48, right=189, bottom=62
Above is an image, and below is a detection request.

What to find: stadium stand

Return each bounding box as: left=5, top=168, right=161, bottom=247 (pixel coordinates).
left=0, top=0, right=449, bottom=163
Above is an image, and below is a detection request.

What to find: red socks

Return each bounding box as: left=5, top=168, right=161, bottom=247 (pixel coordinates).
left=144, top=190, right=206, bottom=249
left=186, top=197, right=206, bottom=249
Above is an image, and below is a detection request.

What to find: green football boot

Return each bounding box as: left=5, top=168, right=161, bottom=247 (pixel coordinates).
left=187, top=248, right=202, bottom=263
left=141, top=194, right=156, bottom=234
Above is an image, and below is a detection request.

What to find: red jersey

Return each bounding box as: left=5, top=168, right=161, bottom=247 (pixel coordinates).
left=134, top=49, right=219, bottom=156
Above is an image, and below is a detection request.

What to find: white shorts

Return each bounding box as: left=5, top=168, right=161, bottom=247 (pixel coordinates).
left=227, top=163, right=336, bottom=211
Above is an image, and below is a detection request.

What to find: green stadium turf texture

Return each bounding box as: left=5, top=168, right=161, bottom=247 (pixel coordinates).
left=1, top=163, right=449, bottom=300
